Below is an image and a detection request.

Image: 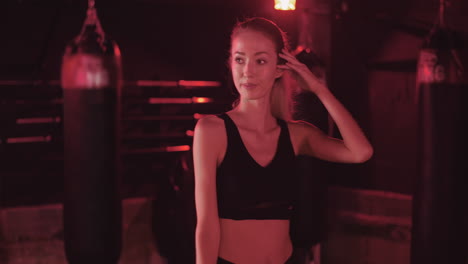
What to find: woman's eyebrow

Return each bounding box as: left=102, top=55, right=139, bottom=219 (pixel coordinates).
left=234, top=51, right=270, bottom=56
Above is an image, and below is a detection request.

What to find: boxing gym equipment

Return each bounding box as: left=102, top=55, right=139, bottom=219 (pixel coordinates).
left=411, top=0, right=467, bottom=263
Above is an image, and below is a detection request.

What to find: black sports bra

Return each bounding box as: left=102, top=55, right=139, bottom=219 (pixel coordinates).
left=216, top=113, right=297, bottom=220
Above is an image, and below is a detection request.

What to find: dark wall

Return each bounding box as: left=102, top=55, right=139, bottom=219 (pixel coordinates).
left=2, top=1, right=230, bottom=81
left=1, top=0, right=296, bottom=81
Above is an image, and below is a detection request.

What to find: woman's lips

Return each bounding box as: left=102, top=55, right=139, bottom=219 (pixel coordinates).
left=242, top=83, right=257, bottom=89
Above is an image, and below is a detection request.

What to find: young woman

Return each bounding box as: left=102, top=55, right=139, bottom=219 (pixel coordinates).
left=193, top=17, right=373, bottom=264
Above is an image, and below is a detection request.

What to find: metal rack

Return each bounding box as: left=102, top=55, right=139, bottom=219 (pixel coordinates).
left=0, top=79, right=231, bottom=206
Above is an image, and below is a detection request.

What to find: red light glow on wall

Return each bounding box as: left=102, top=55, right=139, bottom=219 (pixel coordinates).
left=148, top=97, right=213, bottom=104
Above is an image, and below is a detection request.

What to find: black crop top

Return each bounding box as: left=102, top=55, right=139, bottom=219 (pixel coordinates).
left=216, top=113, right=297, bottom=220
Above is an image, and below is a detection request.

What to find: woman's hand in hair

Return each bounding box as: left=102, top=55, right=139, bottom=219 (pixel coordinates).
left=277, top=49, right=327, bottom=95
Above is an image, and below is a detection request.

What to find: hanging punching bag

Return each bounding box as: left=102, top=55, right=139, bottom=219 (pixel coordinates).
left=61, top=1, right=122, bottom=263
left=411, top=1, right=466, bottom=264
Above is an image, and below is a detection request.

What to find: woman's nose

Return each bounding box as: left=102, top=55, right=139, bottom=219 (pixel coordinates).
left=243, top=61, right=255, bottom=76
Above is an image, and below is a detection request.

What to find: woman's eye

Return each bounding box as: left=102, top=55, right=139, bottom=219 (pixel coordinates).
left=257, top=59, right=267, bottom=65
left=234, top=57, right=244, bottom=64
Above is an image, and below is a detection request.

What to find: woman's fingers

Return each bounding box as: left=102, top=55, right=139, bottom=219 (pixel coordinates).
left=277, top=64, right=291, bottom=69
left=278, top=54, right=327, bottom=93
left=278, top=52, right=302, bottom=66
left=281, top=48, right=296, bottom=58
left=279, top=49, right=324, bottom=81
left=277, top=49, right=328, bottom=94
left=277, top=62, right=306, bottom=76
left=285, top=60, right=311, bottom=77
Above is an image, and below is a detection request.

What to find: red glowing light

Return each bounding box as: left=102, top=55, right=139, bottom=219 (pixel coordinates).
left=148, top=97, right=213, bottom=104
left=7, top=135, right=52, bottom=144
left=186, top=130, right=194, bottom=137
left=178, top=80, right=221, bottom=87
left=16, top=117, right=61, bottom=124
left=148, top=98, right=192, bottom=104
left=192, top=97, right=213, bottom=103
left=137, top=80, right=178, bottom=87
left=166, top=145, right=191, bottom=152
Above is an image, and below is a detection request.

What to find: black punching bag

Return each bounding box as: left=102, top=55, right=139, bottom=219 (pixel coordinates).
left=411, top=1, right=466, bottom=264
left=61, top=1, right=122, bottom=263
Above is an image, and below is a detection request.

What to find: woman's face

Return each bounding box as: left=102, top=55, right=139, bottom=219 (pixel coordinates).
left=230, top=29, right=283, bottom=101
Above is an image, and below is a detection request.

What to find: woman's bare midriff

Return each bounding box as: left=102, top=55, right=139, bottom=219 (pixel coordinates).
left=218, top=218, right=293, bottom=264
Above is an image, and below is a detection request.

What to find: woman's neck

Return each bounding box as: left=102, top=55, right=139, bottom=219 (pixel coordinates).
left=233, top=97, right=278, bottom=132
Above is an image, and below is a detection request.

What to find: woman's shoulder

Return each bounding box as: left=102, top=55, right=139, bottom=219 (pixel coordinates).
left=193, top=114, right=227, bottom=157
left=194, top=114, right=226, bottom=139
left=197, top=115, right=224, bottom=128
left=286, top=119, right=325, bottom=141
left=286, top=119, right=320, bottom=133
